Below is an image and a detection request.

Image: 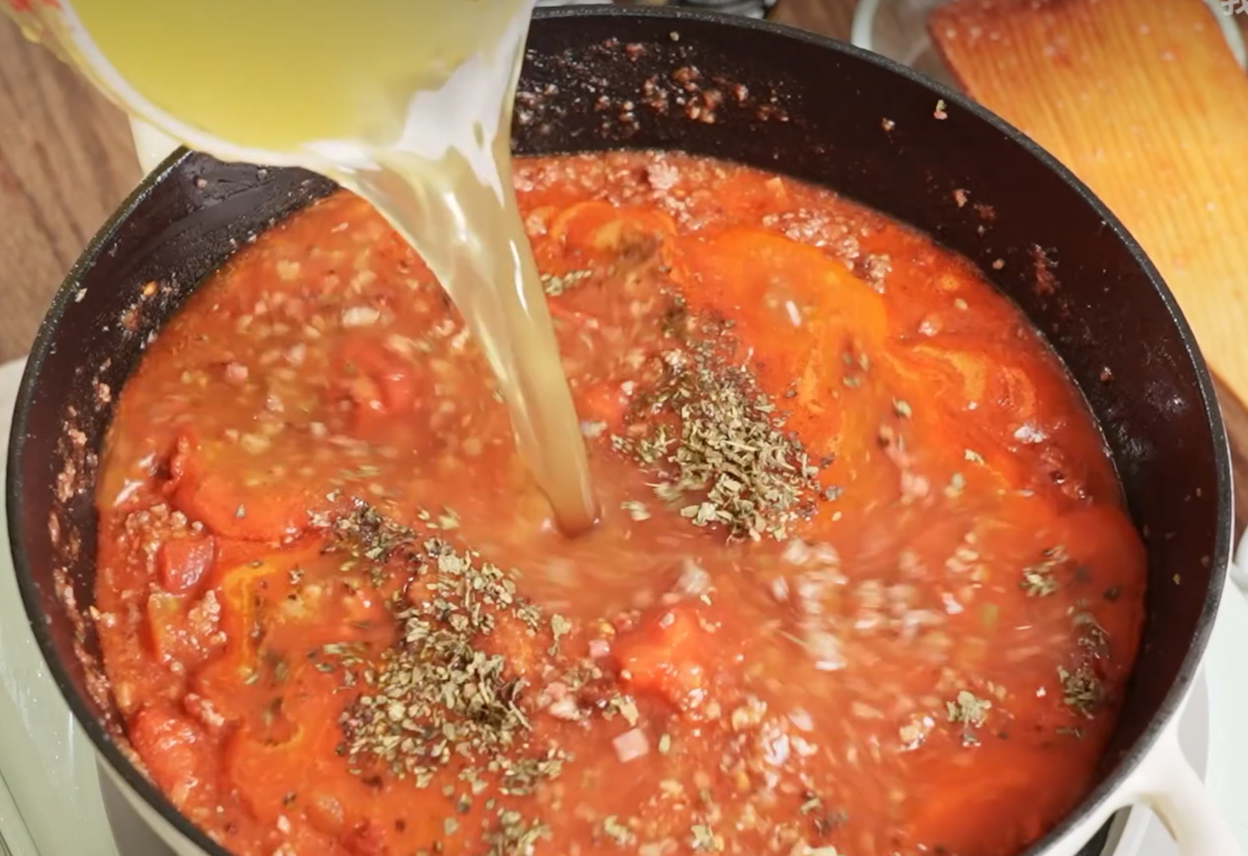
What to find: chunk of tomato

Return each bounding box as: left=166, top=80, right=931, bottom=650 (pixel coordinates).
left=667, top=227, right=889, bottom=363
left=170, top=429, right=319, bottom=542
left=614, top=604, right=714, bottom=713
left=334, top=336, right=422, bottom=418
left=547, top=199, right=676, bottom=263
left=157, top=535, right=215, bottom=595
left=146, top=590, right=222, bottom=670
left=128, top=703, right=216, bottom=809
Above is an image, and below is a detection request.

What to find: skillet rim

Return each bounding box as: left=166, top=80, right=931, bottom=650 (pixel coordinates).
left=6, top=7, right=1232, bottom=856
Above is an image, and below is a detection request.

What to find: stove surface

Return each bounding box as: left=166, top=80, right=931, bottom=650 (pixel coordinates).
left=0, top=356, right=1244, bottom=856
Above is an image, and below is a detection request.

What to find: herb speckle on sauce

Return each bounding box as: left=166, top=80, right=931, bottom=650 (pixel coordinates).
left=690, top=824, right=724, bottom=852
left=485, top=812, right=550, bottom=856
left=541, top=269, right=593, bottom=297
left=602, top=815, right=637, bottom=846
left=1021, top=546, right=1067, bottom=597
left=1058, top=663, right=1106, bottom=718
left=1074, top=612, right=1110, bottom=659
left=549, top=614, right=573, bottom=655
left=947, top=690, right=992, bottom=746
left=946, top=690, right=991, bottom=728
left=1022, top=566, right=1058, bottom=597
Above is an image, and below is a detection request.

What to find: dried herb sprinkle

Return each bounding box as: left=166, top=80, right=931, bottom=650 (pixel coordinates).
left=616, top=343, right=822, bottom=541
left=329, top=517, right=573, bottom=851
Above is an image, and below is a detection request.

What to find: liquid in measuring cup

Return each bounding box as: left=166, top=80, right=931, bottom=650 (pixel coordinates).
left=9, top=0, right=598, bottom=533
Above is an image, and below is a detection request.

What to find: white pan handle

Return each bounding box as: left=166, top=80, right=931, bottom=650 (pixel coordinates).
left=1132, top=726, right=1242, bottom=856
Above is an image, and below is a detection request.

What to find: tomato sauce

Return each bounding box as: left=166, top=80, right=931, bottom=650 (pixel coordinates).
left=93, top=151, right=1147, bottom=856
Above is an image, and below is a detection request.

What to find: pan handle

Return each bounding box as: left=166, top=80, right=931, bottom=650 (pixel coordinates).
left=1128, top=725, right=1242, bottom=856
left=1126, top=539, right=1248, bottom=856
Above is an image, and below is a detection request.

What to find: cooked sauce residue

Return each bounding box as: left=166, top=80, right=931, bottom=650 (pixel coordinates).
left=95, top=152, right=1147, bottom=856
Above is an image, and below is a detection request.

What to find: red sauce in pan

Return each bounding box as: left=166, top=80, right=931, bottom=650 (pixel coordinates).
left=93, top=151, right=1146, bottom=856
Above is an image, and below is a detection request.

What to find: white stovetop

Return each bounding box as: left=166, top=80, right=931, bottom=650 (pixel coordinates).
left=0, top=355, right=1244, bottom=856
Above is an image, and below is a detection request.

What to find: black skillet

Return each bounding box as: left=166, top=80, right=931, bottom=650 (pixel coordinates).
left=6, top=7, right=1232, bottom=856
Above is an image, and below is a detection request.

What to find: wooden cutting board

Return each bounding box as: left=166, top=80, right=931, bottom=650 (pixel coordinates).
left=930, top=0, right=1248, bottom=410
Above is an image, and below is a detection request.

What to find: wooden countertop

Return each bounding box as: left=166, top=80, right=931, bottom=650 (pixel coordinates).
left=1, top=0, right=1244, bottom=533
